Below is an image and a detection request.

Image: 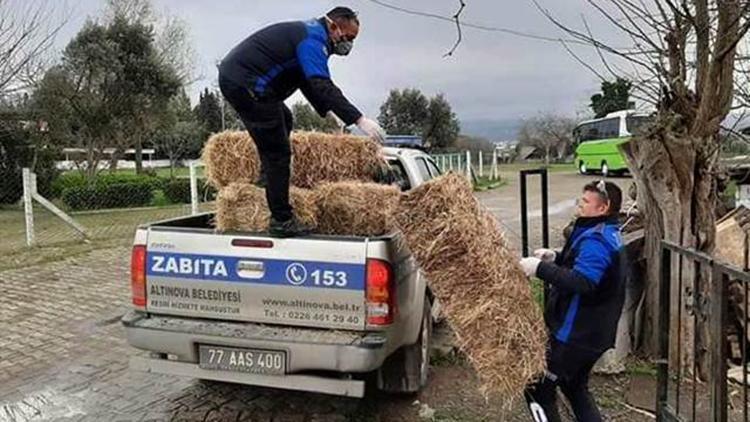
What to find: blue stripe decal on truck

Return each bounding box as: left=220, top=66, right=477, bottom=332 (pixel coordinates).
left=146, top=252, right=365, bottom=290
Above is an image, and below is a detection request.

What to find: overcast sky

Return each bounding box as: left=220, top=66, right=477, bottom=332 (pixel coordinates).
left=53, top=0, right=622, bottom=136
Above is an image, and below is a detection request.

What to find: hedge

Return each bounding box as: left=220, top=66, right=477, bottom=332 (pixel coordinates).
left=162, top=178, right=216, bottom=204
left=51, top=173, right=165, bottom=198
left=62, top=181, right=156, bottom=211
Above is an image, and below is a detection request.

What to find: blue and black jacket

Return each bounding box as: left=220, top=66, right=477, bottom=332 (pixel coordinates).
left=219, top=18, right=362, bottom=125
left=536, top=215, right=626, bottom=352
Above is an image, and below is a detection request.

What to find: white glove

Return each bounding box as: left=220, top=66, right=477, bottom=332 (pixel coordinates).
left=356, top=116, right=386, bottom=144
left=533, top=248, right=557, bottom=263
left=519, top=257, right=541, bottom=278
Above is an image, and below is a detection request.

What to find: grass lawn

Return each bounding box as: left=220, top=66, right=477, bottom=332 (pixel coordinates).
left=495, top=162, right=577, bottom=173
left=473, top=176, right=506, bottom=191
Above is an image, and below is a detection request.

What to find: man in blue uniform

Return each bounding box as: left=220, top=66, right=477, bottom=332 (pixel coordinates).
left=218, top=7, right=385, bottom=237
left=519, top=180, right=626, bottom=422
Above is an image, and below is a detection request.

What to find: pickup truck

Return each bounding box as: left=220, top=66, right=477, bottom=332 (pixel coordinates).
left=123, top=147, right=445, bottom=397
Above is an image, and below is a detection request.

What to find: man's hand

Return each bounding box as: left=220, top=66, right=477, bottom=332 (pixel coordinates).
left=356, top=116, right=386, bottom=144
left=533, top=248, right=557, bottom=263
left=519, top=257, right=541, bottom=278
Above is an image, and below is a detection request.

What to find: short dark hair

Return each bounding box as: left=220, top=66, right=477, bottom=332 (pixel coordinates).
left=583, top=180, right=622, bottom=217
left=327, top=6, right=359, bottom=25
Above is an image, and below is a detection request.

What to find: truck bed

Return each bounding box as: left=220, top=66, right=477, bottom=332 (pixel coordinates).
left=144, top=212, right=397, bottom=242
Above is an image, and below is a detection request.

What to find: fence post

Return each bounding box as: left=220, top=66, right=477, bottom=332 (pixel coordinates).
left=449, top=154, right=454, bottom=171
left=465, top=150, right=472, bottom=181
left=478, top=150, right=484, bottom=178
left=656, top=245, right=671, bottom=422
left=709, top=266, right=729, bottom=422
left=22, top=168, right=35, bottom=247
left=190, top=161, right=199, bottom=216
left=492, top=149, right=498, bottom=180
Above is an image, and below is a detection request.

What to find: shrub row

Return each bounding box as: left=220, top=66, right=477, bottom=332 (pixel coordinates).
left=55, top=173, right=214, bottom=210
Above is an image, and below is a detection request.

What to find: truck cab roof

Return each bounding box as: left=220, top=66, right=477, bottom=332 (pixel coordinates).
left=382, top=147, right=429, bottom=159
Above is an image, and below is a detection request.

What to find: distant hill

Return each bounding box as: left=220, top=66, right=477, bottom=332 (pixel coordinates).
left=460, top=118, right=522, bottom=141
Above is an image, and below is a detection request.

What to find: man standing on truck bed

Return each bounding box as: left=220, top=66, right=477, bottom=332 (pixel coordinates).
left=519, top=180, right=626, bottom=422
left=218, top=6, right=386, bottom=238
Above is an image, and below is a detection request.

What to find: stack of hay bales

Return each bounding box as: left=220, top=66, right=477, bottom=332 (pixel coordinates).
left=314, top=182, right=400, bottom=236
left=202, top=130, right=388, bottom=189
left=202, top=131, right=260, bottom=188
left=392, top=172, right=547, bottom=406
left=204, top=130, right=396, bottom=236
left=215, top=183, right=318, bottom=233
left=215, top=181, right=399, bottom=236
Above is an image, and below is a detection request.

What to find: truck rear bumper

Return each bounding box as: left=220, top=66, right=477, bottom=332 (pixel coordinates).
left=122, top=311, right=389, bottom=396
left=130, top=355, right=366, bottom=397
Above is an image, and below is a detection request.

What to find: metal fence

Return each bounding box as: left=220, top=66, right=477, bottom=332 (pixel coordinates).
left=430, top=150, right=502, bottom=180
left=657, top=240, right=750, bottom=422
left=1, top=162, right=213, bottom=269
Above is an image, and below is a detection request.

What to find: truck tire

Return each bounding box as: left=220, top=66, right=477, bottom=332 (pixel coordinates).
left=579, top=161, right=588, bottom=175
left=377, top=298, right=433, bottom=394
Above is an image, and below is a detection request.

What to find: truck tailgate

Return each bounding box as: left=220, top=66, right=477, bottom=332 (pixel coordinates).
left=144, top=230, right=368, bottom=330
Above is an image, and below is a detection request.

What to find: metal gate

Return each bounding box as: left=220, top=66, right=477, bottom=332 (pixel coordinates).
left=657, top=240, right=750, bottom=421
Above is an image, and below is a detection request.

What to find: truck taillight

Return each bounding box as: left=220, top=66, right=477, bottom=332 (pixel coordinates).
left=131, top=245, right=147, bottom=309
left=366, top=259, right=395, bottom=325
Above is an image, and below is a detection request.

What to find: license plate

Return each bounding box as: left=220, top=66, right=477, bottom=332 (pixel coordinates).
left=198, top=345, right=286, bottom=375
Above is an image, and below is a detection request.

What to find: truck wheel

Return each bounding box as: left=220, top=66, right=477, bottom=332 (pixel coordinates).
left=377, top=298, right=433, bottom=394
left=579, top=161, right=587, bottom=175
left=601, top=162, right=609, bottom=177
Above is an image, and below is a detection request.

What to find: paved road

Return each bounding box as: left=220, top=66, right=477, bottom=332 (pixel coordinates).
left=0, top=171, right=645, bottom=422
left=477, top=171, right=632, bottom=252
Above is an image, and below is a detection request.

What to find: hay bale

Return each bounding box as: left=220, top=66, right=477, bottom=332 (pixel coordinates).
left=202, top=130, right=387, bottom=189
left=314, top=182, right=400, bottom=236
left=202, top=131, right=260, bottom=188
left=392, top=172, right=547, bottom=406
left=290, top=132, right=387, bottom=188
left=215, top=183, right=318, bottom=233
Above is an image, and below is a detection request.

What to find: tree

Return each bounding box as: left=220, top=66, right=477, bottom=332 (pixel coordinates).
left=378, top=88, right=460, bottom=149
left=152, top=90, right=202, bottom=177
left=536, top=0, right=750, bottom=375
left=0, top=106, right=58, bottom=204
left=103, top=0, right=198, bottom=84
left=103, top=2, right=183, bottom=173
left=589, top=78, right=632, bottom=118
left=453, top=135, right=495, bottom=155
left=378, top=89, right=429, bottom=136
left=0, top=1, right=69, bottom=97
left=424, top=94, right=460, bottom=150
left=292, top=101, right=341, bottom=133
left=517, top=113, right=576, bottom=164
left=34, top=15, right=179, bottom=181
left=194, top=88, right=223, bottom=134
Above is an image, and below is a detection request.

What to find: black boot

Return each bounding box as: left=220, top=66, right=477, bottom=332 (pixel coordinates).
left=269, top=217, right=313, bottom=238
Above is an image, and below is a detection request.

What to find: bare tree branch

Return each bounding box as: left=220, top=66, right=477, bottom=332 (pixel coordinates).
left=444, top=0, right=466, bottom=57
left=0, top=0, right=70, bottom=98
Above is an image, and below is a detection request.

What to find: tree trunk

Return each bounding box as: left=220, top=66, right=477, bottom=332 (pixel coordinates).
left=109, top=147, right=122, bottom=173
left=135, top=134, right=143, bottom=174
left=623, top=116, right=718, bottom=377
left=85, top=138, right=98, bottom=186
